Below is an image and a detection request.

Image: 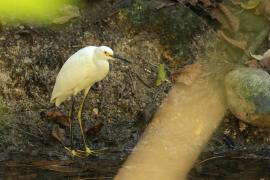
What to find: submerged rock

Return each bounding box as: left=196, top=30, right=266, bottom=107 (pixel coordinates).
left=225, top=67, right=270, bottom=127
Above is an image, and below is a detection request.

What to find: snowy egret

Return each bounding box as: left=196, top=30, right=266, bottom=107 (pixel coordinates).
left=50, top=45, right=130, bottom=156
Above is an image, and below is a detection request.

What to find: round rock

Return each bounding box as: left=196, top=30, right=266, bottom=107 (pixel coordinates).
left=225, top=67, right=270, bottom=127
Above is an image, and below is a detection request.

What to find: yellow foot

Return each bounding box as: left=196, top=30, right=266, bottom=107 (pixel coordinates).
left=65, top=147, right=76, bottom=156
left=85, top=147, right=93, bottom=156
left=65, top=146, right=95, bottom=157
left=75, top=147, right=94, bottom=157
left=64, top=147, right=84, bottom=157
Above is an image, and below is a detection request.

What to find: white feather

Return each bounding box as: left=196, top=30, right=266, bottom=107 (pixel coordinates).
left=51, top=46, right=110, bottom=106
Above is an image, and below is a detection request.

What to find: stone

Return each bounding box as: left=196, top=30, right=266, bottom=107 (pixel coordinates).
left=225, top=67, right=270, bottom=127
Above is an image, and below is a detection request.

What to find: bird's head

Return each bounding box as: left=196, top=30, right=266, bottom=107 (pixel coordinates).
left=96, top=46, right=131, bottom=63
left=96, top=46, right=114, bottom=60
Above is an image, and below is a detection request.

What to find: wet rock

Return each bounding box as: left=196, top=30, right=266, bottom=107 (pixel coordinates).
left=225, top=67, right=270, bottom=127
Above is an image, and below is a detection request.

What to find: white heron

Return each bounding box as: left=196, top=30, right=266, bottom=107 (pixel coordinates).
left=50, top=45, right=130, bottom=156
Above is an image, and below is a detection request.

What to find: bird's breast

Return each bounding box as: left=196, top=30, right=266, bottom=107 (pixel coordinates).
left=92, top=60, right=110, bottom=82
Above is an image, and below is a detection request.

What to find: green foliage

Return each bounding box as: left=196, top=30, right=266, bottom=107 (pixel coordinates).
left=0, top=98, right=8, bottom=115
left=0, top=0, right=72, bottom=24
left=156, top=64, right=167, bottom=86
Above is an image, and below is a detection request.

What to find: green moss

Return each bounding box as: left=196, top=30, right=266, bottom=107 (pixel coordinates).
left=0, top=98, right=8, bottom=131
left=0, top=98, right=8, bottom=114
left=118, top=0, right=150, bottom=30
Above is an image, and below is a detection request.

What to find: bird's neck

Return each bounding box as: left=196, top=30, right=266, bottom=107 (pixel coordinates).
left=94, top=58, right=109, bottom=67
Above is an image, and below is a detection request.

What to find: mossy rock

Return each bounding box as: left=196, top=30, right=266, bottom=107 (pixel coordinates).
left=225, top=67, right=270, bottom=127
left=118, top=0, right=207, bottom=63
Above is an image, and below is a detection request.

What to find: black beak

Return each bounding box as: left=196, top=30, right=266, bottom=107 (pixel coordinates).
left=113, top=54, right=131, bottom=64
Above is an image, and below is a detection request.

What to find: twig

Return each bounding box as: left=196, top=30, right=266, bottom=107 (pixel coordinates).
left=127, top=68, right=136, bottom=92
left=71, top=44, right=88, bottom=48
left=197, top=154, right=270, bottom=166
left=5, top=123, right=43, bottom=140
left=76, top=177, right=113, bottom=180
left=155, top=3, right=176, bottom=10
left=0, top=162, right=33, bottom=167
left=134, top=72, right=152, bottom=88
left=139, top=55, right=159, bottom=68
left=197, top=155, right=226, bottom=165
left=240, top=28, right=270, bottom=63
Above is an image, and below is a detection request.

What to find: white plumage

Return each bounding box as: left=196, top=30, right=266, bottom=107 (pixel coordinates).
left=51, top=46, right=111, bottom=106
left=50, top=45, right=129, bottom=157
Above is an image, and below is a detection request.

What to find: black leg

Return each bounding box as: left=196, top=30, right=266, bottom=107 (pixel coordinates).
left=69, top=96, right=75, bottom=149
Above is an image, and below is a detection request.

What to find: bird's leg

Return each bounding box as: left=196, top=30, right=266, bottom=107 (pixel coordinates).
left=76, top=86, right=93, bottom=156
left=69, top=96, right=75, bottom=148
left=64, top=96, right=78, bottom=156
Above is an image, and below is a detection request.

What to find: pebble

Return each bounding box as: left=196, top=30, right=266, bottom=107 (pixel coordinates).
left=93, top=108, right=99, bottom=115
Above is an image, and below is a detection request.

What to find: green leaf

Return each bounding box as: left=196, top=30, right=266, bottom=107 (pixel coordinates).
left=241, top=0, right=260, bottom=10
left=156, top=64, right=167, bottom=86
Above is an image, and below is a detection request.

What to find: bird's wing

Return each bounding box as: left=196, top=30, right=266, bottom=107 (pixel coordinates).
left=51, top=46, right=96, bottom=102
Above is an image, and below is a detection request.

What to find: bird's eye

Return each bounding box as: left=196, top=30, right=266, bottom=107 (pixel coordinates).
left=104, top=51, right=108, bottom=55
